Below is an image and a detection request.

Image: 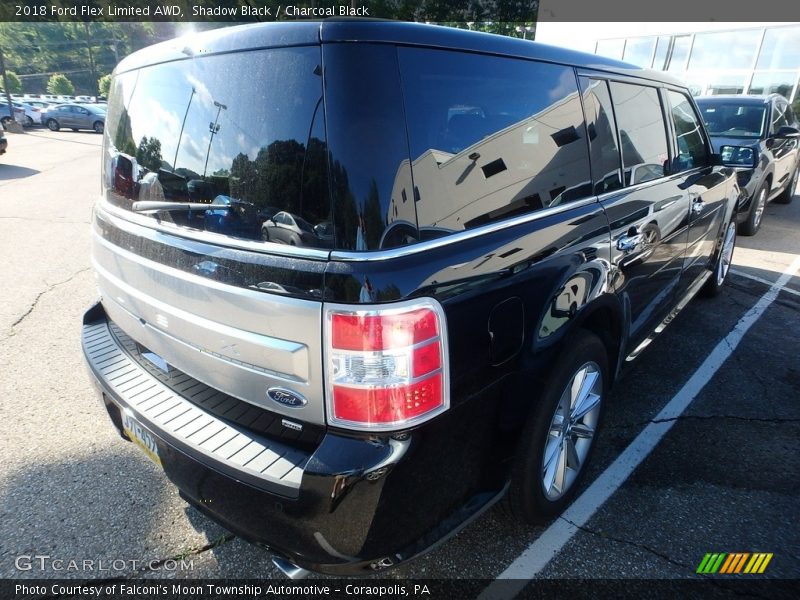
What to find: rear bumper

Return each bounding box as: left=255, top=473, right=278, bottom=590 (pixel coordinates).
left=82, top=301, right=502, bottom=575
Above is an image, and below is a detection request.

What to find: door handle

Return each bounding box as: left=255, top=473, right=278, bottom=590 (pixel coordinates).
left=691, top=196, right=705, bottom=215
left=616, top=232, right=643, bottom=253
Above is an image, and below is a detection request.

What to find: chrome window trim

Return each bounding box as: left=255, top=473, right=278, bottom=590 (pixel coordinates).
left=97, top=198, right=332, bottom=261
left=330, top=196, right=600, bottom=262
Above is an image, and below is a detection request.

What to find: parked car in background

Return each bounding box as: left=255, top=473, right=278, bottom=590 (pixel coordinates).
left=0, top=103, right=26, bottom=127
left=44, top=103, right=106, bottom=133
left=204, top=195, right=262, bottom=240
left=261, top=210, right=321, bottom=246
left=696, top=94, right=800, bottom=235
left=12, top=101, right=43, bottom=126
left=0, top=131, right=7, bottom=156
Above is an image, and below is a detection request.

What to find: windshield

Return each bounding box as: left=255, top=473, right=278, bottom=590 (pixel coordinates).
left=697, top=102, right=766, bottom=138
left=103, top=45, right=331, bottom=247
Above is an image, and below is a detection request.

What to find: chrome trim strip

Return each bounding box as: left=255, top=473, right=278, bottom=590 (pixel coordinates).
left=329, top=197, right=600, bottom=262
left=93, top=229, right=320, bottom=312
left=97, top=198, right=331, bottom=261
left=98, top=289, right=306, bottom=385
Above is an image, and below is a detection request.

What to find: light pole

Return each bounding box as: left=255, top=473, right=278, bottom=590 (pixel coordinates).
left=203, top=100, right=227, bottom=177
left=173, top=86, right=196, bottom=170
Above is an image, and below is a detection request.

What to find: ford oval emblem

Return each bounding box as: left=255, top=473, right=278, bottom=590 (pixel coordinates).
left=267, top=387, right=307, bottom=408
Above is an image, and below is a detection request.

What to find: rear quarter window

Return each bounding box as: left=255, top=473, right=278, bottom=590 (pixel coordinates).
left=398, top=48, right=592, bottom=233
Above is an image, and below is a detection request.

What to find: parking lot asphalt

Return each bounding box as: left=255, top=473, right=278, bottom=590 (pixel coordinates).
left=1, top=129, right=798, bottom=586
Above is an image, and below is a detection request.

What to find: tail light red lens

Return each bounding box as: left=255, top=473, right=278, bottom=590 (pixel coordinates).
left=325, top=299, right=449, bottom=431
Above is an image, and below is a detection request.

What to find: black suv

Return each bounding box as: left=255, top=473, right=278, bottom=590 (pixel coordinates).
left=696, top=94, right=800, bottom=235
left=83, top=22, right=743, bottom=576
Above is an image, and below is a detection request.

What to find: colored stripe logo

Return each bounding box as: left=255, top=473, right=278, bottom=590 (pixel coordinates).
left=697, top=553, right=773, bottom=574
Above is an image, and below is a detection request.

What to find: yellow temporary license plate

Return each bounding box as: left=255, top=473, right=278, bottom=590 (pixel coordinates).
left=122, top=410, right=162, bottom=468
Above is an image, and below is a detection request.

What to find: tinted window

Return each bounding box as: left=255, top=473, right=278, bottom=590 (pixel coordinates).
left=667, top=91, right=708, bottom=172
left=580, top=78, right=622, bottom=195
left=103, top=46, right=331, bottom=246
left=323, top=44, right=416, bottom=251
left=609, top=82, right=669, bottom=186
left=771, top=102, right=789, bottom=134
left=399, top=48, right=591, bottom=232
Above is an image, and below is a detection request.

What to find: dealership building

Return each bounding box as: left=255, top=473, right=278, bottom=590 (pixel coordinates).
left=535, top=22, right=800, bottom=109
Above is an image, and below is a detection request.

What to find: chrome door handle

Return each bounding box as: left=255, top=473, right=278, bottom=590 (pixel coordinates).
left=617, top=233, right=643, bottom=253
left=691, top=197, right=705, bottom=214
left=692, top=196, right=706, bottom=215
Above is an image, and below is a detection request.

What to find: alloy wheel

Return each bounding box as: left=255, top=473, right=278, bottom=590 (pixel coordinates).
left=541, top=362, right=603, bottom=501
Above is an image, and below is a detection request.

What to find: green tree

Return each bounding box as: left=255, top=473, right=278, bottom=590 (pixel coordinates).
left=136, top=136, right=163, bottom=173
left=47, top=73, right=74, bottom=95
left=98, top=74, right=112, bottom=97
left=2, top=71, right=22, bottom=94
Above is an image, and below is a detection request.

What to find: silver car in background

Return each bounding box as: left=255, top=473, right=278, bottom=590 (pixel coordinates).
left=44, top=103, right=106, bottom=133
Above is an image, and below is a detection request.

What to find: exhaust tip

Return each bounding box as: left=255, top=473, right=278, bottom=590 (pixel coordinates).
left=272, top=556, right=310, bottom=580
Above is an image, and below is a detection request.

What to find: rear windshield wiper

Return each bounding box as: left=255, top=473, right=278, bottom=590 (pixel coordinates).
left=132, top=201, right=213, bottom=213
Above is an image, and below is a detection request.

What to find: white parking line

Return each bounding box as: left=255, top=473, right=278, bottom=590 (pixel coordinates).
left=730, top=268, right=800, bottom=299
left=480, top=255, right=800, bottom=599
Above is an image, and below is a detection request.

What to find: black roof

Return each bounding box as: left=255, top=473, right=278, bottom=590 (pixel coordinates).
left=117, top=20, right=682, bottom=87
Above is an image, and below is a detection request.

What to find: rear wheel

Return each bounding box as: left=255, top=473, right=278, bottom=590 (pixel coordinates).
left=93, top=121, right=104, bottom=134
left=508, top=330, right=608, bottom=523
left=701, top=220, right=736, bottom=298
left=775, top=167, right=798, bottom=205
left=739, top=183, right=767, bottom=236
left=1, top=116, right=11, bottom=127
left=46, top=119, right=60, bottom=131
left=24, top=116, right=34, bottom=127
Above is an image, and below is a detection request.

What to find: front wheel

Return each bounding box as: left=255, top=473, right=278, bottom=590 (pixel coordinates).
left=0, top=116, right=11, bottom=127
left=701, top=220, right=736, bottom=298
left=46, top=119, right=60, bottom=131
left=775, top=167, right=798, bottom=205
left=93, top=121, right=104, bottom=134
left=24, top=116, right=34, bottom=127
left=508, top=330, right=608, bottom=523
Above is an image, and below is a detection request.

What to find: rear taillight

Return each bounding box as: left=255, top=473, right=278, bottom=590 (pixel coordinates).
left=324, top=299, right=449, bottom=431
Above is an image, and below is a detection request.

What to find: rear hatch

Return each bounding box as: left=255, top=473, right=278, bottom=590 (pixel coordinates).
left=96, top=33, right=332, bottom=435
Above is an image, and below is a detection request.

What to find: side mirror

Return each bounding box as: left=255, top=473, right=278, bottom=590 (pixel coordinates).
left=775, top=125, right=800, bottom=139
left=717, top=145, right=757, bottom=169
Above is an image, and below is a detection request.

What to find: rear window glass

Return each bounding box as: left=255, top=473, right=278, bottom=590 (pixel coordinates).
left=398, top=47, right=591, bottom=233
left=103, top=46, right=331, bottom=248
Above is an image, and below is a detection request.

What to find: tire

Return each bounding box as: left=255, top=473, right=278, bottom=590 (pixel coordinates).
left=93, top=121, right=104, bottom=134
left=701, top=220, right=737, bottom=298
left=775, top=167, right=798, bottom=205
left=739, top=183, right=767, bottom=236
left=1, top=116, right=11, bottom=127
left=71, top=128, right=79, bottom=132
left=261, top=229, right=270, bottom=242
left=46, top=119, right=60, bottom=131
left=507, top=330, right=608, bottom=523
left=24, top=116, right=34, bottom=127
